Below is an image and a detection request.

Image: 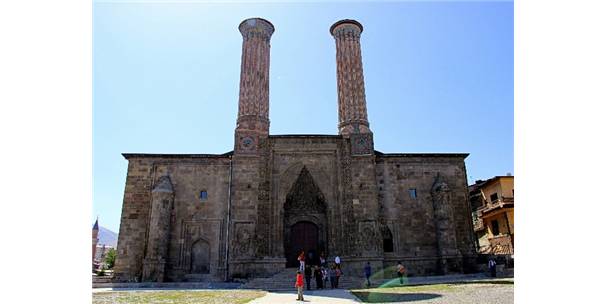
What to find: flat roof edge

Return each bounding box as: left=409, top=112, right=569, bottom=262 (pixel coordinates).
left=375, top=151, right=469, bottom=158
left=122, top=151, right=234, bottom=159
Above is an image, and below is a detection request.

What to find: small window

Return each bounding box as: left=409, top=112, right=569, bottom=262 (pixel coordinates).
left=490, top=193, right=499, bottom=202
left=199, top=190, right=208, bottom=201
left=491, top=220, right=500, bottom=235
left=408, top=188, right=417, bottom=199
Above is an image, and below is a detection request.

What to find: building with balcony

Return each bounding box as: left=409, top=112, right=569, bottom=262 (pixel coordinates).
left=469, top=175, right=514, bottom=254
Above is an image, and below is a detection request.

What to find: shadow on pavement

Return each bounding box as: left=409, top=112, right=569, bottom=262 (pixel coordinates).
left=351, top=292, right=441, bottom=303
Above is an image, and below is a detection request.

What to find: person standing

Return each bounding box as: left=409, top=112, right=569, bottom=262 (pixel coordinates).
left=335, top=265, right=342, bottom=288
left=314, top=265, right=323, bottom=289
left=396, top=261, right=406, bottom=285
left=329, top=264, right=337, bottom=289
left=295, top=270, right=305, bottom=301
left=488, top=258, right=497, bottom=277
left=298, top=251, right=305, bottom=272
left=304, top=264, right=312, bottom=290
left=364, top=262, right=372, bottom=287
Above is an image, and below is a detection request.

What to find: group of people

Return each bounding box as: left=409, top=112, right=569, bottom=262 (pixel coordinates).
left=294, top=252, right=409, bottom=301
left=295, top=251, right=342, bottom=301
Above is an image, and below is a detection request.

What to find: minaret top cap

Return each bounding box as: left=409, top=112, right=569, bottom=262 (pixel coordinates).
left=239, top=17, right=275, bottom=36
left=330, top=19, right=363, bottom=36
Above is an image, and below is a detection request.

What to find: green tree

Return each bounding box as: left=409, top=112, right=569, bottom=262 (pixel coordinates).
left=105, top=248, right=116, bottom=269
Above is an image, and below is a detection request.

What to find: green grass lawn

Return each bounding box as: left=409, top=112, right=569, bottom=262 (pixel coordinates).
left=351, top=281, right=514, bottom=303
left=93, top=290, right=266, bottom=304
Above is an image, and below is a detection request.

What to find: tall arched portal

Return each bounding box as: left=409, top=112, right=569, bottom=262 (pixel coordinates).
left=284, top=166, right=328, bottom=267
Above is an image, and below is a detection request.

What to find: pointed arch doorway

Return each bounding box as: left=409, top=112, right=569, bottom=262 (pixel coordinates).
left=287, top=221, right=319, bottom=267
left=283, top=166, right=328, bottom=267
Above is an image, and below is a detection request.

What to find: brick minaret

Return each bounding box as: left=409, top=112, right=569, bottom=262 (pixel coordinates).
left=330, top=19, right=372, bottom=137
left=235, top=17, right=274, bottom=154
left=92, top=218, right=99, bottom=265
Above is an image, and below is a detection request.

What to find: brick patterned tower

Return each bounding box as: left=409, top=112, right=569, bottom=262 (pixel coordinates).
left=331, top=19, right=374, bottom=156
left=330, top=19, right=372, bottom=138
left=235, top=17, right=274, bottom=154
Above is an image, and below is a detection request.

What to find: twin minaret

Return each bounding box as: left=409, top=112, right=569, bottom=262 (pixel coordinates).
left=235, top=18, right=371, bottom=153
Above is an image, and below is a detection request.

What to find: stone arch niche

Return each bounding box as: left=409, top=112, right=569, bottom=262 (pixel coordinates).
left=380, top=225, right=394, bottom=253
left=190, top=239, right=210, bottom=274
left=283, top=166, right=328, bottom=267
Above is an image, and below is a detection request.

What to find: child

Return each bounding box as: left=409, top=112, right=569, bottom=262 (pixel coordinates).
left=295, top=270, right=304, bottom=301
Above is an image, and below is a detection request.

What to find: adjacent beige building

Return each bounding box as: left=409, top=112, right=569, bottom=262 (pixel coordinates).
left=469, top=176, right=514, bottom=254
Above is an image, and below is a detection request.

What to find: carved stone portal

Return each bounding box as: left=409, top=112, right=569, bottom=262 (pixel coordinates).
left=284, top=166, right=328, bottom=267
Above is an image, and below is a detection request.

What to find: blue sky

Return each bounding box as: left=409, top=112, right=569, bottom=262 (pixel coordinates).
left=93, top=0, right=513, bottom=232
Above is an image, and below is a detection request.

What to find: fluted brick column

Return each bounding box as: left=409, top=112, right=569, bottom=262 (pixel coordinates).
left=330, top=19, right=371, bottom=136
left=235, top=18, right=274, bottom=154
left=142, top=175, right=174, bottom=282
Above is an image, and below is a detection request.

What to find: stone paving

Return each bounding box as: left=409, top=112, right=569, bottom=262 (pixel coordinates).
left=92, top=276, right=513, bottom=303
left=248, top=289, right=359, bottom=304
left=247, top=280, right=513, bottom=304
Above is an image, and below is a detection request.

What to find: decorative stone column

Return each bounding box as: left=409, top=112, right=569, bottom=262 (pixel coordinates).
left=431, top=174, right=461, bottom=274
left=142, top=175, right=174, bottom=282
left=235, top=17, right=274, bottom=154
left=330, top=19, right=372, bottom=137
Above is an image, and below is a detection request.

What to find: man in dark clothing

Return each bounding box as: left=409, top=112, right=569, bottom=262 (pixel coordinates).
left=314, top=266, right=323, bottom=289
left=364, top=262, right=372, bottom=287
left=304, top=264, right=312, bottom=290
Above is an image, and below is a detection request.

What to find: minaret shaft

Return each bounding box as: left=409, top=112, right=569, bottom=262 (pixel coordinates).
left=331, top=19, right=371, bottom=136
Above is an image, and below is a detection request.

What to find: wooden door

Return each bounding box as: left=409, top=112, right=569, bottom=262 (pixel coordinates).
left=287, top=221, right=318, bottom=267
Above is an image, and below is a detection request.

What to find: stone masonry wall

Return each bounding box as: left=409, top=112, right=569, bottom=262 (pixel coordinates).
left=114, top=155, right=231, bottom=282
left=375, top=154, right=477, bottom=275
left=114, top=158, right=154, bottom=282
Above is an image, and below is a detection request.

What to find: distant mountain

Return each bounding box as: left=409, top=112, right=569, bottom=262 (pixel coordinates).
left=98, top=226, right=118, bottom=247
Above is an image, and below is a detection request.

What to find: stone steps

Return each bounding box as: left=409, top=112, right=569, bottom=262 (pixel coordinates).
left=240, top=268, right=503, bottom=291
left=241, top=268, right=370, bottom=291
left=93, top=282, right=242, bottom=289
left=93, top=274, right=114, bottom=284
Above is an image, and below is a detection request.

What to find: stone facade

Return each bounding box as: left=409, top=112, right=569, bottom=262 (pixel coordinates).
left=113, top=18, right=477, bottom=283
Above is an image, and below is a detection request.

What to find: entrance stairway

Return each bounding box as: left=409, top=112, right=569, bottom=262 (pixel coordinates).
left=240, top=268, right=500, bottom=291
left=240, top=267, right=370, bottom=291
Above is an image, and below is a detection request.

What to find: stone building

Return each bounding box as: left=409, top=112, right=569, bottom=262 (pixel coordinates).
left=470, top=175, right=514, bottom=254
left=113, top=18, right=477, bottom=283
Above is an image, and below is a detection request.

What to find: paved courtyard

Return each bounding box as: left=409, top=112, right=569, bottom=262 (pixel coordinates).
left=349, top=281, right=514, bottom=304
left=93, top=280, right=513, bottom=303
